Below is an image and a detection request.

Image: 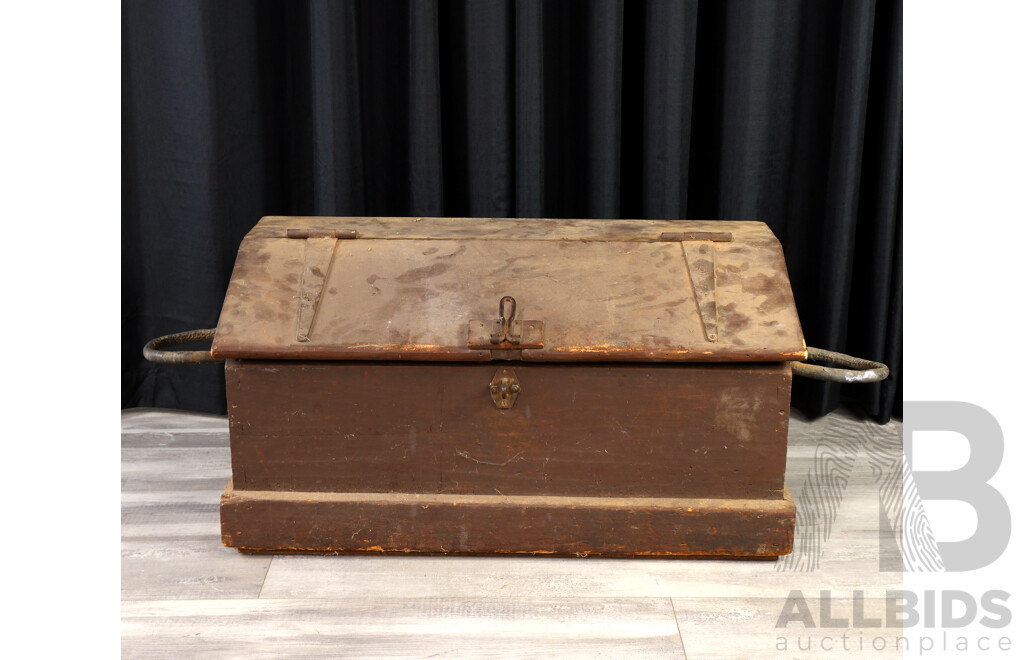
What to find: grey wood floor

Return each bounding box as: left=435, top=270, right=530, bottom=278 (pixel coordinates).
left=122, top=407, right=903, bottom=659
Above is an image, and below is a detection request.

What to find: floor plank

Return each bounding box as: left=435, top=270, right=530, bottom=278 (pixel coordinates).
left=258, top=552, right=897, bottom=601
left=121, top=409, right=229, bottom=433
left=121, top=447, right=231, bottom=494
left=122, top=430, right=230, bottom=449
left=122, top=539, right=270, bottom=601
left=121, top=598, right=686, bottom=659
left=672, top=597, right=902, bottom=659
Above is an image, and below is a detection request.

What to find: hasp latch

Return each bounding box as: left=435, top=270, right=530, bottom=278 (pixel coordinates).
left=468, top=296, right=544, bottom=358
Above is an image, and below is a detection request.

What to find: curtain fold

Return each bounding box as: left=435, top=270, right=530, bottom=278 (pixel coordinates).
left=639, top=0, right=698, bottom=220
left=123, top=0, right=902, bottom=422
left=514, top=0, right=545, bottom=217
left=309, top=0, right=366, bottom=214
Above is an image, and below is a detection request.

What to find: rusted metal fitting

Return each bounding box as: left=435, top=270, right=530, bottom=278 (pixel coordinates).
left=792, top=346, right=889, bottom=383
left=489, top=367, right=521, bottom=409
left=142, top=328, right=223, bottom=364
left=490, top=296, right=521, bottom=345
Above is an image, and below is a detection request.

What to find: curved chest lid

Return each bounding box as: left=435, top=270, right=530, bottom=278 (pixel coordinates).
left=211, top=216, right=806, bottom=362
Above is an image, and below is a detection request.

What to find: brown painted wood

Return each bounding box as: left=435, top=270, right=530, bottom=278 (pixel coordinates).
left=226, top=360, right=792, bottom=500
left=212, top=217, right=806, bottom=362
left=220, top=481, right=795, bottom=557
left=208, top=216, right=808, bottom=557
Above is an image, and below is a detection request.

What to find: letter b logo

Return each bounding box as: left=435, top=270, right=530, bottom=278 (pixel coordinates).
left=906, top=402, right=1011, bottom=571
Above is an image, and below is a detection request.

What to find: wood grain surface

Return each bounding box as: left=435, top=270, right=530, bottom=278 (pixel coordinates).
left=222, top=360, right=794, bottom=556
left=212, top=217, right=806, bottom=362
left=225, top=361, right=791, bottom=499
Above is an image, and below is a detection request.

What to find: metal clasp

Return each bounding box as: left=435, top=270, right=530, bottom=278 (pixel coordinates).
left=490, top=296, right=520, bottom=345
left=467, top=296, right=544, bottom=356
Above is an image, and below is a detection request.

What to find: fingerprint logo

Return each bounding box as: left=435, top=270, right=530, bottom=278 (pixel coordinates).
left=777, top=419, right=944, bottom=572
left=777, top=431, right=858, bottom=572
left=901, top=461, right=944, bottom=572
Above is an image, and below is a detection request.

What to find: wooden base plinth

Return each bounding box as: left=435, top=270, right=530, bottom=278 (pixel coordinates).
left=220, top=481, right=794, bottom=558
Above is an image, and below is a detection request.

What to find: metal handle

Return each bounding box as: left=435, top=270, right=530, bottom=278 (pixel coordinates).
left=142, top=328, right=223, bottom=364
left=792, top=346, right=889, bottom=383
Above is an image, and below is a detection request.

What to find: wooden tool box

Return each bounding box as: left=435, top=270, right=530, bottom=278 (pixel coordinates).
left=145, top=216, right=888, bottom=557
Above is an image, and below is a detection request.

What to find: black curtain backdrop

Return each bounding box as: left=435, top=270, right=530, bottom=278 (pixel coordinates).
left=123, top=0, right=902, bottom=422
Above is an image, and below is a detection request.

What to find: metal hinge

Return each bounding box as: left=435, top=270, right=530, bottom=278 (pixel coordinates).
left=660, top=231, right=731, bottom=343
left=288, top=229, right=357, bottom=342
left=286, top=229, right=358, bottom=239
